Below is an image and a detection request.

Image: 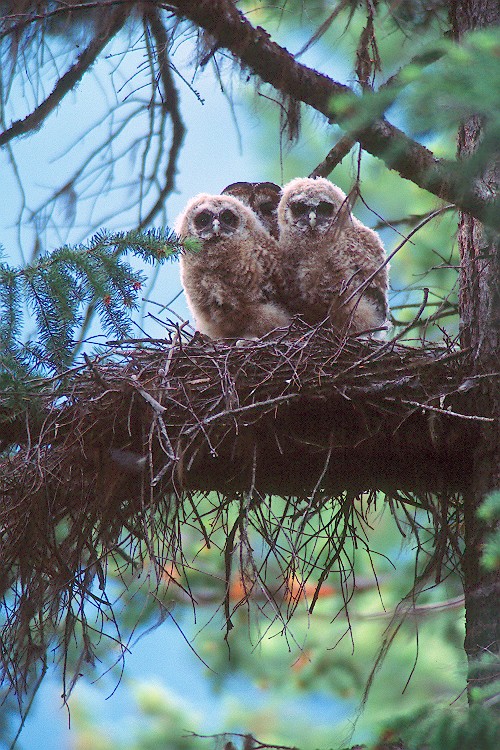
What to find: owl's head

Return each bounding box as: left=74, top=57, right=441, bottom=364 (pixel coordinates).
left=175, top=194, right=253, bottom=243
left=222, top=181, right=281, bottom=238
left=278, top=177, right=350, bottom=239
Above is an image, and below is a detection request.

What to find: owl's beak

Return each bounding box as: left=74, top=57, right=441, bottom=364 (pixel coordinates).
left=211, top=218, right=221, bottom=235
left=308, top=211, right=317, bottom=229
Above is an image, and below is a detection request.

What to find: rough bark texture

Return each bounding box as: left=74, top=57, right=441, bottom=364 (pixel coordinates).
left=449, top=0, right=500, bottom=696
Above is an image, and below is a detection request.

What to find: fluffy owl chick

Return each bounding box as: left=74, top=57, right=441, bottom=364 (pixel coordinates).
left=176, top=193, right=290, bottom=340
left=277, top=176, right=389, bottom=335
left=222, top=181, right=281, bottom=239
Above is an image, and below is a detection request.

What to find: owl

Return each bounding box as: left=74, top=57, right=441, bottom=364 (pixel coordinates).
left=277, top=176, right=389, bottom=336
left=221, top=181, right=281, bottom=239
left=176, top=193, right=290, bottom=340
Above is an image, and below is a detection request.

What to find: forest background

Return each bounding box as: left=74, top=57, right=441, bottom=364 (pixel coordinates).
left=0, top=1, right=499, bottom=749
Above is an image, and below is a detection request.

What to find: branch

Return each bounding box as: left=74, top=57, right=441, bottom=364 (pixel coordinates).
left=1, top=332, right=485, bottom=497
left=0, top=8, right=129, bottom=147
left=309, top=134, right=357, bottom=178
left=171, top=0, right=500, bottom=230
left=138, top=5, right=186, bottom=229
left=189, top=732, right=406, bottom=750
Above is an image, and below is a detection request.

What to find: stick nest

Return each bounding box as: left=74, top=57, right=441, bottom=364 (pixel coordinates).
left=0, top=323, right=487, bottom=702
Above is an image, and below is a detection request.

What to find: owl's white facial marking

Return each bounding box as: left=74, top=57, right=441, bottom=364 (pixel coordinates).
left=277, top=176, right=389, bottom=335
left=192, top=206, right=241, bottom=241
left=177, top=191, right=290, bottom=340
left=278, top=177, right=350, bottom=242
left=287, top=197, right=337, bottom=234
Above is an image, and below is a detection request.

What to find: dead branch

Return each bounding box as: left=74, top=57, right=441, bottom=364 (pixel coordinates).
left=138, top=5, right=186, bottom=229
left=189, top=731, right=405, bottom=750
left=3, top=326, right=482, bottom=496
left=309, top=134, right=357, bottom=178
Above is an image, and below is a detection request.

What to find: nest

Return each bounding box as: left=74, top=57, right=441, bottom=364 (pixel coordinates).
left=0, top=322, right=488, bottom=703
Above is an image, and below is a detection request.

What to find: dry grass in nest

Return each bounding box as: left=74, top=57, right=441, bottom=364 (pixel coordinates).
left=0, top=321, right=489, bottom=703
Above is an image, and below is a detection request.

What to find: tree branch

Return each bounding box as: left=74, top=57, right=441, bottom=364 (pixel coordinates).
left=171, top=0, right=500, bottom=230
left=0, top=6, right=128, bottom=147
left=1, top=333, right=485, bottom=497
left=0, top=332, right=477, bottom=703
left=309, top=134, right=357, bottom=178
left=138, top=5, right=186, bottom=229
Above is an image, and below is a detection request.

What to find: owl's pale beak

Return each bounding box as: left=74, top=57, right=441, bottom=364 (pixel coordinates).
left=308, top=211, right=317, bottom=229
left=211, top=218, right=221, bottom=235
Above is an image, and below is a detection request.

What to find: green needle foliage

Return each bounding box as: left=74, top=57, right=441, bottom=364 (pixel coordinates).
left=0, top=227, right=184, bottom=446
left=333, top=28, right=500, bottom=166
left=478, top=492, right=500, bottom=573
left=0, top=227, right=183, bottom=376
left=391, top=702, right=500, bottom=750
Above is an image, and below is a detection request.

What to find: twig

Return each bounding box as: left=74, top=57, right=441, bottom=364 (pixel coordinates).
left=399, top=399, right=495, bottom=422
left=191, top=393, right=300, bottom=430
left=8, top=663, right=48, bottom=750
left=138, top=6, right=186, bottom=229
left=309, top=134, right=357, bottom=178
left=341, top=205, right=454, bottom=316
left=133, top=382, right=167, bottom=414
left=83, top=352, right=111, bottom=389
left=0, top=8, right=128, bottom=146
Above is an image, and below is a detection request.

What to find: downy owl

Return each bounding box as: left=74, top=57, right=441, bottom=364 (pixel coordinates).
left=277, top=176, right=389, bottom=335
left=176, top=193, right=290, bottom=340
left=221, top=181, right=281, bottom=239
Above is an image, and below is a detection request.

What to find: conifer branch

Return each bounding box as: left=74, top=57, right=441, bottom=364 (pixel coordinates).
left=0, top=228, right=182, bottom=373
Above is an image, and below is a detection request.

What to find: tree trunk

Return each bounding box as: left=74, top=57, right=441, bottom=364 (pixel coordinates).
left=449, top=0, right=500, bottom=699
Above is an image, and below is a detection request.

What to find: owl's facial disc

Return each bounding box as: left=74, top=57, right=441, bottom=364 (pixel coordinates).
left=194, top=209, right=214, bottom=233
left=193, top=207, right=240, bottom=240
left=289, top=199, right=335, bottom=233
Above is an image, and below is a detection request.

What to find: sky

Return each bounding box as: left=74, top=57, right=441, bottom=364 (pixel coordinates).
left=0, top=17, right=354, bottom=323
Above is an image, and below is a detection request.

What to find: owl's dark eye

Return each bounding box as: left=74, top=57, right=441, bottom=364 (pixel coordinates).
left=317, top=201, right=334, bottom=217
left=194, top=210, right=213, bottom=229
left=259, top=201, right=276, bottom=216
left=290, top=201, right=309, bottom=217
left=220, top=209, right=238, bottom=227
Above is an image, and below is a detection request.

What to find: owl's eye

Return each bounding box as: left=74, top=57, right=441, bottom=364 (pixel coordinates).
left=194, top=210, right=213, bottom=229
left=317, top=201, right=334, bottom=217
left=259, top=201, right=276, bottom=216
left=220, top=209, right=238, bottom=227
left=290, top=201, right=309, bottom=217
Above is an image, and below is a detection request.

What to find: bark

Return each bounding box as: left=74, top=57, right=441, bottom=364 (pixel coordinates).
left=449, top=0, right=500, bottom=698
